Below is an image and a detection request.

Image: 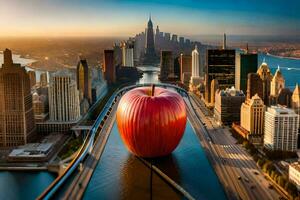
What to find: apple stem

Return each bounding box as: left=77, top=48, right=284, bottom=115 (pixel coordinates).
left=151, top=84, right=155, bottom=96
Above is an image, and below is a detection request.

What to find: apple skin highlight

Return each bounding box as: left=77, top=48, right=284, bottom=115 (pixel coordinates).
left=116, top=86, right=187, bottom=158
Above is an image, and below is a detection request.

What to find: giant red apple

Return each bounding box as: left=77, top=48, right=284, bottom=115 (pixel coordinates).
left=116, top=85, right=187, bottom=157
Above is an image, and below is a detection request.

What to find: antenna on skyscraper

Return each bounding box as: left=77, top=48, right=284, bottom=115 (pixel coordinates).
left=246, top=43, right=249, bottom=54
left=222, top=33, right=226, bottom=50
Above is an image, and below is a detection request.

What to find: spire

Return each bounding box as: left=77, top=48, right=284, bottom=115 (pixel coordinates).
left=3, top=48, right=13, bottom=67
left=149, top=12, right=151, bottom=21
left=246, top=43, right=249, bottom=54
left=222, top=33, right=226, bottom=50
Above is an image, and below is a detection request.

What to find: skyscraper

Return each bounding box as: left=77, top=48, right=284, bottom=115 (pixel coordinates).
left=270, top=67, right=285, bottom=96
left=28, top=71, right=36, bottom=88
left=264, top=106, right=299, bottom=152
left=214, top=87, right=245, bottom=125
left=103, top=50, right=116, bottom=84
left=160, top=51, right=173, bottom=81
left=0, top=49, right=36, bottom=147
left=247, top=62, right=273, bottom=105
left=76, top=58, right=92, bottom=103
left=235, top=48, right=258, bottom=93
left=143, top=15, right=157, bottom=64
left=48, top=70, right=81, bottom=122
left=205, top=49, right=236, bottom=104
left=190, top=45, right=201, bottom=87
left=180, top=54, right=192, bottom=86
left=40, top=72, right=48, bottom=87
left=240, top=94, right=265, bottom=143
left=121, top=41, right=134, bottom=67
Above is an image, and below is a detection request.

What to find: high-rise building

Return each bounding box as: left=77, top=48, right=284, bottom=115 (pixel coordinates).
left=103, top=50, right=116, bottom=84
left=271, top=67, right=285, bottom=96
left=40, top=72, right=48, bottom=87
left=143, top=16, right=157, bottom=64
left=214, top=87, right=245, bottom=125
left=179, top=54, right=192, bottom=86
left=171, top=34, right=178, bottom=43
left=240, top=94, right=265, bottom=143
left=76, top=58, right=92, bottom=103
left=32, top=92, right=49, bottom=122
left=164, top=33, right=171, bottom=41
left=28, top=71, right=36, bottom=88
left=160, top=51, right=173, bottom=81
left=264, top=106, right=299, bottom=152
left=48, top=70, right=81, bottom=122
left=179, top=37, right=185, bottom=46
left=121, top=41, right=134, bottom=67
left=205, top=49, right=235, bottom=104
left=292, top=84, right=300, bottom=115
left=247, top=62, right=273, bottom=105
left=0, top=49, right=36, bottom=147
left=190, top=45, right=202, bottom=87
left=235, top=50, right=258, bottom=93
left=277, top=88, right=292, bottom=107
left=222, top=33, right=227, bottom=50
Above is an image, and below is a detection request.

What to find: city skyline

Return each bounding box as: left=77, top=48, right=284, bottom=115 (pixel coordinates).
left=0, top=0, right=299, bottom=37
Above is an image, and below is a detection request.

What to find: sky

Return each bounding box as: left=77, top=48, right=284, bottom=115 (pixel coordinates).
left=0, top=0, right=299, bottom=37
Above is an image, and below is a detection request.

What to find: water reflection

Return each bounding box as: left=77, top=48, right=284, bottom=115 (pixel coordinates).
left=120, top=154, right=181, bottom=200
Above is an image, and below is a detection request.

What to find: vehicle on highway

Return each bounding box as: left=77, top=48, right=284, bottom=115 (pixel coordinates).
left=237, top=176, right=241, bottom=180
left=253, top=171, right=259, bottom=175
left=244, top=178, right=249, bottom=183
left=250, top=185, right=256, bottom=189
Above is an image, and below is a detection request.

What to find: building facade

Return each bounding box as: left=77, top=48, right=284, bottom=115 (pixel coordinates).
left=28, top=71, right=36, bottom=88
left=179, top=54, right=192, bottom=86
left=160, top=51, right=173, bottom=81
left=48, top=70, right=81, bottom=122
left=289, top=162, right=300, bottom=191
left=190, top=45, right=201, bottom=86
left=214, top=87, right=245, bottom=125
left=292, top=84, right=300, bottom=115
left=0, top=49, right=36, bottom=147
left=240, top=94, right=265, bottom=143
left=103, top=50, right=116, bottom=84
left=40, top=72, right=48, bottom=87
left=143, top=16, right=157, bottom=64
left=205, top=49, right=236, bottom=104
left=121, top=41, right=134, bottom=67
left=235, top=51, right=258, bottom=93
left=264, top=106, right=299, bottom=152
left=76, top=58, right=92, bottom=103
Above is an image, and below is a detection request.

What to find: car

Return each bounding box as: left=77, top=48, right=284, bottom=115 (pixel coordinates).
left=237, top=176, right=241, bottom=180
left=250, top=185, right=256, bottom=189
left=268, top=184, right=273, bottom=189
left=253, top=171, right=259, bottom=175
left=244, top=178, right=249, bottom=183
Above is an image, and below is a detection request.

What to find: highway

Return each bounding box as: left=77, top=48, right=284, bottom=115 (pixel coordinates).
left=188, top=93, right=281, bottom=200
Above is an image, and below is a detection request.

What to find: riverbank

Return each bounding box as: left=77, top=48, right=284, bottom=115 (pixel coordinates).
left=265, top=52, right=300, bottom=60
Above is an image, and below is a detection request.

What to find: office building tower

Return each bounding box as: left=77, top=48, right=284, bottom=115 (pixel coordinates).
left=247, top=62, right=273, bottom=105
left=143, top=16, right=157, bottom=64
left=179, top=54, right=192, bottom=86
left=257, top=61, right=273, bottom=104
left=214, top=87, right=245, bottom=125
left=264, top=106, right=299, bottom=152
left=235, top=50, right=258, bottom=93
left=205, top=49, right=235, bottom=104
left=164, top=33, right=171, bottom=41
left=121, top=41, right=134, bottom=67
left=172, top=34, right=178, bottom=43
left=210, top=79, right=219, bottom=104
left=160, top=51, right=173, bottom=81
left=40, top=72, right=48, bottom=87
left=271, top=67, right=285, bottom=96
left=240, top=94, right=265, bottom=143
left=190, top=45, right=202, bottom=87
left=103, top=50, right=116, bottom=84
left=292, top=84, right=300, bottom=114
left=277, top=88, right=292, bottom=107
left=179, top=37, right=184, bottom=46
left=32, top=92, right=48, bottom=122
left=28, top=71, right=36, bottom=88
left=0, top=49, right=36, bottom=147
left=76, top=58, right=92, bottom=103
left=48, top=70, right=80, bottom=122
